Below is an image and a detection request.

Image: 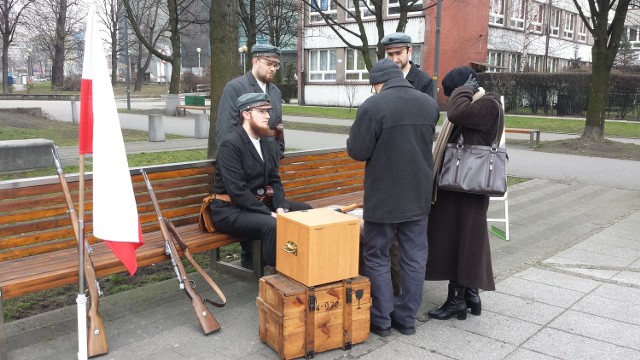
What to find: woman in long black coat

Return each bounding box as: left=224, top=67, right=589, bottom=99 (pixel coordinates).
left=425, top=67, right=504, bottom=320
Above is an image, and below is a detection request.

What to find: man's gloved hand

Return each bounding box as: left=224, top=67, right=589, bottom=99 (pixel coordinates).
left=464, top=74, right=479, bottom=93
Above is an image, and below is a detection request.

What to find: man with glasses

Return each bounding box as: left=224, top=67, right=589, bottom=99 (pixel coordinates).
left=381, top=33, right=434, bottom=97
left=211, top=93, right=310, bottom=269
left=217, top=44, right=285, bottom=159
left=216, top=44, right=286, bottom=270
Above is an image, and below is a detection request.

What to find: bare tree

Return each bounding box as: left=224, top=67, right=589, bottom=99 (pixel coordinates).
left=572, top=0, right=632, bottom=140
left=237, top=0, right=257, bottom=58
left=96, top=0, right=125, bottom=86
left=208, top=0, right=238, bottom=158
left=300, top=0, right=419, bottom=71
left=0, top=0, right=35, bottom=94
left=123, top=0, right=207, bottom=94
left=257, top=0, right=297, bottom=49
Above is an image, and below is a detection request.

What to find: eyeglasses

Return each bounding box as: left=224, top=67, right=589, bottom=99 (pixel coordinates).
left=259, top=58, right=280, bottom=70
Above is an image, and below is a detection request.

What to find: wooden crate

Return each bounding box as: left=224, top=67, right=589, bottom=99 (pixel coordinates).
left=276, top=208, right=360, bottom=286
left=257, top=274, right=370, bottom=359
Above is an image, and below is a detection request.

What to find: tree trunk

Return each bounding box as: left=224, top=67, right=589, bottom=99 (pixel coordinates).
left=2, top=39, right=9, bottom=94
left=583, top=51, right=608, bottom=140
left=51, top=0, right=68, bottom=91
left=208, top=0, right=238, bottom=158
left=167, top=0, right=181, bottom=94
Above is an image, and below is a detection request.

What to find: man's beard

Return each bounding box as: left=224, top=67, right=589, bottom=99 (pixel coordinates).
left=256, top=71, right=274, bottom=83
left=250, top=118, right=272, bottom=137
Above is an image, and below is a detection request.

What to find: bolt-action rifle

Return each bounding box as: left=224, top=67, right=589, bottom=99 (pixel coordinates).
left=141, top=169, right=226, bottom=335
left=51, top=146, right=108, bottom=357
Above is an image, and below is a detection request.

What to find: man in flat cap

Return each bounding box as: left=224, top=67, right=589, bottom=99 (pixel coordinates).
left=216, top=44, right=285, bottom=269
left=381, top=32, right=434, bottom=97
left=211, top=93, right=311, bottom=270
left=347, top=59, right=439, bottom=337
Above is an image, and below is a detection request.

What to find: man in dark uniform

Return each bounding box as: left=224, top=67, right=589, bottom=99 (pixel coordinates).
left=216, top=44, right=285, bottom=269
left=380, top=32, right=435, bottom=297
left=211, top=93, right=310, bottom=268
left=381, top=32, right=434, bottom=97
left=347, top=59, right=439, bottom=337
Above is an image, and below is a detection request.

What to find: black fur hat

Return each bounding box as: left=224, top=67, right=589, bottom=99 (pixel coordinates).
left=442, top=66, right=477, bottom=96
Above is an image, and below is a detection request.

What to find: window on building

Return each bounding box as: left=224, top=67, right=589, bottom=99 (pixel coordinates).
left=547, top=58, right=559, bottom=72
left=489, top=0, right=505, bottom=25
left=549, top=8, right=560, bottom=37
left=346, top=0, right=374, bottom=19
left=526, top=54, right=541, bottom=72
left=345, top=48, right=376, bottom=81
left=411, top=45, right=422, bottom=67
left=508, top=53, right=521, bottom=72
left=510, top=0, right=525, bottom=29
left=388, top=0, right=423, bottom=16
left=528, top=2, right=544, bottom=33
left=487, top=51, right=504, bottom=72
left=310, top=0, right=337, bottom=23
left=577, top=20, right=587, bottom=42
left=309, top=49, right=337, bottom=81
left=564, top=12, right=575, bottom=39
left=630, top=27, right=640, bottom=48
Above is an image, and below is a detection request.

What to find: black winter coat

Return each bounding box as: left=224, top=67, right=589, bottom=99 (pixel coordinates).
left=347, top=78, right=439, bottom=223
left=425, top=86, right=503, bottom=291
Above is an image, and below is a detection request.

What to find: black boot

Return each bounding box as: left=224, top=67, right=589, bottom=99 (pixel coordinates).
left=464, top=287, right=481, bottom=316
left=428, top=282, right=467, bottom=320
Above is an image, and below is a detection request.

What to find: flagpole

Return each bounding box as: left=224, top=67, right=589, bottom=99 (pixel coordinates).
left=77, top=154, right=88, bottom=360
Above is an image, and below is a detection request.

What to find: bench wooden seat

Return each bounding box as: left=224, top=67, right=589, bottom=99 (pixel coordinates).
left=176, top=105, right=209, bottom=116
left=0, top=148, right=365, bottom=347
left=505, top=127, right=541, bottom=146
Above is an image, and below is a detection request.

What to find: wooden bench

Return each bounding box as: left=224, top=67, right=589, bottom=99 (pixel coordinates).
left=176, top=105, right=209, bottom=116
left=0, top=147, right=364, bottom=353
left=505, top=127, right=541, bottom=146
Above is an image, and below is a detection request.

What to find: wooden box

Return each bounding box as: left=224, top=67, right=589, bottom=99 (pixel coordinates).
left=257, top=274, right=370, bottom=359
left=276, top=208, right=360, bottom=286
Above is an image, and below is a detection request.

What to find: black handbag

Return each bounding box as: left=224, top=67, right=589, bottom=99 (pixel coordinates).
left=438, top=110, right=507, bottom=196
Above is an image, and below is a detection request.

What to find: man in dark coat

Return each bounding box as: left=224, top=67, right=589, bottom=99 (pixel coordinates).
left=381, top=32, right=434, bottom=97
left=381, top=32, right=435, bottom=297
left=425, top=66, right=502, bottom=321
left=216, top=44, right=285, bottom=268
left=347, top=58, right=439, bottom=337
left=211, top=93, right=310, bottom=268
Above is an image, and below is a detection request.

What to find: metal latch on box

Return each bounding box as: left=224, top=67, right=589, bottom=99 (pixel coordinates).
left=282, top=241, right=298, bottom=256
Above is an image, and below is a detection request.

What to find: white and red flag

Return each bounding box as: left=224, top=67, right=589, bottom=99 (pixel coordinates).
left=79, top=8, right=143, bottom=275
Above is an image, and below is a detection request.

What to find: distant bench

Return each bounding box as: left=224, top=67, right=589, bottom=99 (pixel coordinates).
left=505, top=128, right=541, bottom=146
left=0, top=148, right=364, bottom=357
left=176, top=105, right=209, bottom=116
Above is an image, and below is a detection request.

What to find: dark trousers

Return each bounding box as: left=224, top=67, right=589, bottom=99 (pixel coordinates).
left=362, top=217, right=428, bottom=328
left=222, top=201, right=311, bottom=267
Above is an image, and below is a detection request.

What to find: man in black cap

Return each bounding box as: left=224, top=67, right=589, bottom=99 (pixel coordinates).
left=216, top=44, right=285, bottom=269
left=347, top=59, right=439, bottom=337
left=381, top=32, right=434, bottom=97
left=211, top=93, right=310, bottom=269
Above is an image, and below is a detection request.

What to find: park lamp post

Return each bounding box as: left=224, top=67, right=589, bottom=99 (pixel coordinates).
left=196, top=47, right=201, bottom=68
left=238, top=45, right=248, bottom=74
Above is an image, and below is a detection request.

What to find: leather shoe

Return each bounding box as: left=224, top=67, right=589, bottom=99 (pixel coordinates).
left=390, top=319, right=416, bottom=335
left=370, top=324, right=392, bottom=337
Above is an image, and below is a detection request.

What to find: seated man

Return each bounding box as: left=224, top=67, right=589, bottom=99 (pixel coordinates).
left=210, top=93, right=311, bottom=267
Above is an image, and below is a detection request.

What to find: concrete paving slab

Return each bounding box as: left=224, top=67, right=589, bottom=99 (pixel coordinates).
left=572, top=292, right=640, bottom=324
left=495, top=277, right=585, bottom=308
left=512, top=267, right=601, bottom=293
left=522, top=327, right=640, bottom=359
left=503, top=348, right=560, bottom=360
left=480, top=291, right=564, bottom=326
left=549, top=310, right=640, bottom=350
left=446, top=310, right=541, bottom=346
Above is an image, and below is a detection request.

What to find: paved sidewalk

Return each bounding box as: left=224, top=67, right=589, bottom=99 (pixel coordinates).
left=3, top=98, right=640, bottom=359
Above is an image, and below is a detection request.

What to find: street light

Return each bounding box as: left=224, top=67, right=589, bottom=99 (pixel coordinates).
left=196, top=47, right=201, bottom=68
left=238, top=45, right=248, bottom=74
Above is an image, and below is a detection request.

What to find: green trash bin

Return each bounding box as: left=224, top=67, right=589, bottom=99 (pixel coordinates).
left=185, top=96, right=205, bottom=106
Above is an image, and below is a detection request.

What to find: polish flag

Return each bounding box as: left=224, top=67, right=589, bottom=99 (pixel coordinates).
left=79, top=7, right=143, bottom=275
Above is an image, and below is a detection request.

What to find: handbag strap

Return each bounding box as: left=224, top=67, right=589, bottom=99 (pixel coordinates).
left=454, top=98, right=503, bottom=149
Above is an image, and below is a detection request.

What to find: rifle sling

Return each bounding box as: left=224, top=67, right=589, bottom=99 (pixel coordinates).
left=166, top=220, right=227, bottom=308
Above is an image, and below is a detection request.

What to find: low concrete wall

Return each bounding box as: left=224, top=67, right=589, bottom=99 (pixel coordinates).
left=0, top=94, right=79, bottom=101
left=0, top=139, right=54, bottom=172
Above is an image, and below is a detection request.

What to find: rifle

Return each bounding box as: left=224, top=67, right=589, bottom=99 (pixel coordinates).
left=141, top=169, right=225, bottom=335
left=335, top=203, right=361, bottom=214
left=51, top=146, right=109, bottom=357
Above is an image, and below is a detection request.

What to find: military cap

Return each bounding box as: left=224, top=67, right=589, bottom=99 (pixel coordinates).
left=252, top=44, right=281, bottom=58
left=236, top=92, right=272, bottom=112
left=380, top=32, right=412, bottom=49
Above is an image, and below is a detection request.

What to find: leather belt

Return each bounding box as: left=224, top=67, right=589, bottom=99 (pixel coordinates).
left=213, top=193, right=232, bottom=203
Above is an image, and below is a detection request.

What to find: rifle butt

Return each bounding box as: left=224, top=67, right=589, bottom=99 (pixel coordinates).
left=87, top=309, right=109, bottom=357
left=192, top=296, right=221, bottom=335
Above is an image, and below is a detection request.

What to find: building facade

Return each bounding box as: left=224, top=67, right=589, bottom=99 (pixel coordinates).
left=298, top=0, right=594, bottom=107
